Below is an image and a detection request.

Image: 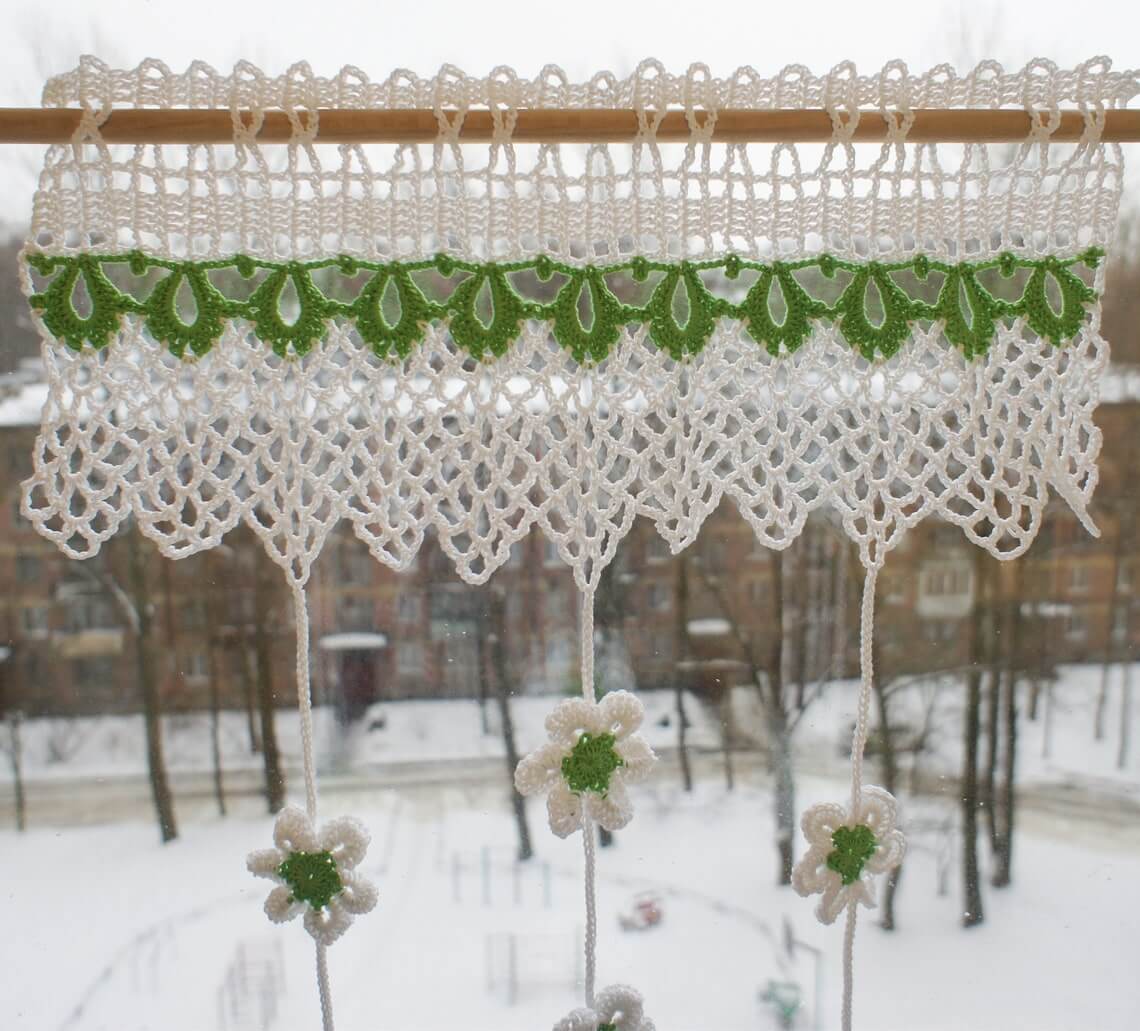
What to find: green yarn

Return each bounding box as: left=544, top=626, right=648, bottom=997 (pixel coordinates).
left=826, top=824, right=878, bottom=886
left=24, top=248, right=1102, bottom=361
left=599, top=1024, right=618, bottom=1031
left=278, top=850, right=344, bottom=910
left=561, top=732, right=623, bottom=795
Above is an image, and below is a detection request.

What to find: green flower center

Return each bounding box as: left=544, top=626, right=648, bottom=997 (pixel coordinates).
left=561, top=732, right=623, bottom=795
left=278, top=850, right=344, bottom=910
left=826, top=824, right=878, bottom=886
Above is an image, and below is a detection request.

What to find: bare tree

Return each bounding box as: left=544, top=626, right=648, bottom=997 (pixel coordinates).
left=487, top=590, right=533, bottom=861
left=253, top=555, right=285, bottom=814
left=3, top=711, right=26, bottom=832
left=673, top=554, right=694, bottom=793
left=961, top=549, right=986, bottom=927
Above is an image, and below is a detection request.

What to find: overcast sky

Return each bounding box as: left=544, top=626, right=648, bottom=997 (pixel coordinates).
left=0, top=0, right=1136, bottom=225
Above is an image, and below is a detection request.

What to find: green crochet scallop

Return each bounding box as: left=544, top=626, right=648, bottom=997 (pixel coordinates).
left=278, top=850, right=344, bottom=910
left=24, top=247, right=1103, bottom=362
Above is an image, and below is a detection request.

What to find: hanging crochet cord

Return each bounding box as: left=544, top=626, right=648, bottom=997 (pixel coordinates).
left=15, top=56, right=1132, bottom=1031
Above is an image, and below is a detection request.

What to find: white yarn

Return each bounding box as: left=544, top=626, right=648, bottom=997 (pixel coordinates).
left=17, top=57, right=1131, bottom=1031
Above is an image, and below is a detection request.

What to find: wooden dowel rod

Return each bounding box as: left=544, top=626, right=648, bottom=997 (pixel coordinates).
left=0, top=107, right=1138, bottom=144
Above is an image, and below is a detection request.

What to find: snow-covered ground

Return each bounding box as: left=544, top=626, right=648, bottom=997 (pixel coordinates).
left=2, top=665, right=1138, bottom=1030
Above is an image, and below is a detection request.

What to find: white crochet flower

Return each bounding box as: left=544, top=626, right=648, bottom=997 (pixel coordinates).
left=792, top=785, right=906, bottom=925
left=554, top=984, right=656, bottom=1031
left=247, top=805, right=378, bottom=946
left=515, top=691, right=657, bottom=838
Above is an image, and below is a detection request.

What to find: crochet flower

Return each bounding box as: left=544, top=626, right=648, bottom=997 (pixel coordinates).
left=515, top=691, right=657, bottom=838
left=247, top=805, right=378, bottom=946
left=792, top=785, right=906, bottom=925
left=554, top=984, right=656, bottom=1031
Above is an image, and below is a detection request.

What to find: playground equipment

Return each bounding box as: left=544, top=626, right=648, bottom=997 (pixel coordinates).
left=618, top=891, right=664, bottom=932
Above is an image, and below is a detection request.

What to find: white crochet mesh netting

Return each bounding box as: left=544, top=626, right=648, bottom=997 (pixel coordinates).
left=16, top=55, right=1138, bottom=1031
left=19, top=56, right=1134, bottom=583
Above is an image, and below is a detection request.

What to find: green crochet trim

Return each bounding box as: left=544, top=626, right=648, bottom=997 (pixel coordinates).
left=599, top=1024, right=618, bottom=1031
left=562, top=732, right=624, bottom=795
left=278, top=850, right=344, bottom=910
left=24, top=248, right=1102, bottom=362
left=826, top=825, right=878, bottom=886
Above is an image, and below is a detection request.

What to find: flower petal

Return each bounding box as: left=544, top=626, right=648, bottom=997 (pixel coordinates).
left=866, top=828, right=906, bottom=875
left=273, top=805, right=318, bottom=853
left=598, top=691, right=644, bottom=739
left=339, top=871, right=379, bottom=915
left=595, top=984, right=644, bottom=1028
left=816, top=880, right=850, bottom=925
left=304, top=899, right=354, bottom=946
left=515, top=741, right=567, bottom=796
left=791, top=845, right=835, bottom=897
left=586, top=779, right=633, bottom=833
left=545, top=698, right=597, bottom=745
left=247, top=848, right=284, bottom=880
left=858, top=785, right=900, bottom=840
left=614, top=734, right=656, bottom=783
left=319, top=816, right=370, bottom=871
left=547, top=780, right=583, bottom=838
left=553, top=1007, right=599, bottom=1031
left=265, top=884, right=302, bottom=924
left=800, top=801, right=847, bottom=848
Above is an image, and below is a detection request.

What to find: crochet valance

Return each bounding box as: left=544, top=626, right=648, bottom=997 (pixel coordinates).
left=17, top=56, right=1136, bottom=1031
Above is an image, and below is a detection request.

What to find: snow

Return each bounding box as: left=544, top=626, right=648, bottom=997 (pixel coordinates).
left=686, top=617, right=732, bottom=637
left=317, top=632, right=389, bottom=651
left=0, top=380, right=47, bottom=426
left=1, top=667, right=1138, bottom=1030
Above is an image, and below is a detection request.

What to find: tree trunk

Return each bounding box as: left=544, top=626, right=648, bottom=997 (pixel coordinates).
left=962, top=550, right=985, bottom=927
left=1094, top=663, right=1112, bottom=742
left=772, top=712, right=795, bottom=886
left=253, top=566, right=285, bottom=814
left=981, top=574, right=1001, bottom=855
left=6, top=712, right=26, bottom=832
left=768, top=548, right=794, bottom=884
left=993, top=580, right=1023, bottom=888
left=1118, top=661, right=1133, bottom=771
left=239, top=635, right=261, bottom=754
left=488, top=592, right=533, bottom=861
left=675, top=555, right=693, bottom=793
left=720, top=687, right=735, bottom=791
left=128, top=528, right=178, bottom=843
left=204, top=565, right=226, bottom=817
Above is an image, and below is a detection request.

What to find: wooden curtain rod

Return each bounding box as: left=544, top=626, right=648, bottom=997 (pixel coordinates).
left=1, top=107, right=1139, bottom=144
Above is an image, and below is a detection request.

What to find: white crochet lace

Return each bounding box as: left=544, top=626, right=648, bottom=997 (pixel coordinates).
left=17, top=57, right=1135, bottom=1031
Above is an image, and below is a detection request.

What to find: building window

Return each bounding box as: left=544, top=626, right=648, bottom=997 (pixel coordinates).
left=649, top=631, right=673, bottom=662
left=546, top=585, right=570, bottom=623
left=922, top=567, right=971, bottom=596
left=396, top=641, right=423, bottom=675
left=396, top=592, right=420, bottom=624
left=71, top=656, right=117, bottom=687
left=337, top=596, right=373, bottom=633
left=647, top=583, right=670, bottom=611
left=1069, top=564, right=1090, bottom=594
left=21, top=605, right=49, bottom=636
left=184, top=652, right=209, bottom=678
left=16, top=553, right=41, bottom=582
left=1116, top=562, right=1132, bottom=593
left=64, top=597, right=117, bottom=632
left=1112, top=606, right=1129, bottom=642
left=543, top=539, right=561, bottom=568
left=1065, top=608, right=1087, bottom=641
left=701, top=538, right=725, bottom=574
left=646, top=534, right=670, bottom=564
left=749, top=578, right=766, bottom=605
left=182, top=599, right=207, bottom=630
